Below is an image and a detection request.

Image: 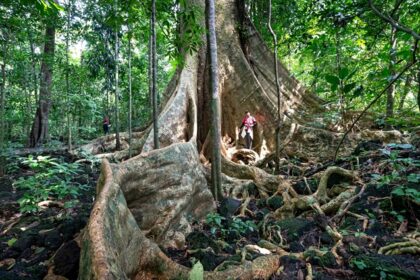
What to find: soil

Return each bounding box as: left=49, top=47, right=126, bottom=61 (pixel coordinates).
left=0, top=151, right=98, bottom=280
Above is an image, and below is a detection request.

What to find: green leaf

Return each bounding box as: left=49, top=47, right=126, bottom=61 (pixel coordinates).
left=325, top=74, right=340, bottom=86
left=7, top=238, right=17, bottom=247
left=353, top=259, right=367, bottom=270
left=391, top=187, right=405, bottom=196
left=339, top=68, right=349, bottom=79
left=352, top=86, right=364, bottom=98
left=407, top=174, right=420, bottom=183
left=189, top=261, right=204, bottom=280
left=343, top=82, right=357, bottom=94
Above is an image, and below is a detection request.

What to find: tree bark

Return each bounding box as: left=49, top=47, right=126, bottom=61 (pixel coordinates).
left=386, top=25, right=397, bottom=122
left=335, top=30, right=345, bottom=121
left=0, top=41, right=7, bottom=176
left=29, top=24, right=56, bottom=147
left=66, top=0, right=72, bottom=151
left=268, top=0, right=282, bottom=173
left=417, top=63, right=420, bottom=111
left=27, top=27, right=39, bottom=104
left=114, top=0, right=121, bottom=150
left=151, top=0, right=159, bottom=149
left=207, top=0, right=222, bottom=201
left=128, top=27, right=133, bottom=158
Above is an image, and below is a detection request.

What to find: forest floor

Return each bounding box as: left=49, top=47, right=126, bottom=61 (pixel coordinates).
left=0, top=141, right=419, bottom=279
left=0, top=151, right=99, bottom=280
left=166, top=141, right=420, bottom=279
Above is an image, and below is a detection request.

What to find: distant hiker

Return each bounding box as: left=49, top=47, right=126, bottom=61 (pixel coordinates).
left=240, top=111, right=257, bottom=149
left=103, top=116, right=110, bottom=135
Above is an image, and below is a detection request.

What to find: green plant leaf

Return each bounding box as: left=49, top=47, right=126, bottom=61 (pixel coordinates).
left=391, top=187, right=405, bottom=196
left=325, top=74, right=340, bottom=86
left=344, top=82, right=357, bottom=94
left=339, top=68, right=349, bottom=79
left=7, top=238, right=17, bottom=247
left=189, top=261, right=204, bottom=280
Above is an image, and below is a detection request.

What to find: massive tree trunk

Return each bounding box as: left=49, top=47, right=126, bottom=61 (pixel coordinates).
left=76, top=0, right=406, bottom=279
left=29, top=24, right=55, bottom=147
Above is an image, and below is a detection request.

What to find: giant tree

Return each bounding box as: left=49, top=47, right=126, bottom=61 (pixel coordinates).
left=78, top=0, right=347, bottom=277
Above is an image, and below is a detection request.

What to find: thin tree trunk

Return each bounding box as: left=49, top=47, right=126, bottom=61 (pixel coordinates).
left=66, top=0, right=72, bottom=151
left=149, top=17, right=153, bottom=111
left=386, top=25, right=397, bottom=121
left=152, top=0, right=159, bottom=149
left=268, top=0, right=281, bottom=173
left=335, top=30, right=345, bottom=121
left=128, top=27, right=133, bottom=158
left=0, top=43, right=7, bottom=176
left=27, top=28, right=39, bottom=104
left=417, top=63, right=420, bottom=111
left=397, top=74, right=411, bottom=112
left=29, top=24, right=56, bottom=147
left=114, top=0, right=121, bottom=150
left=24, top=64, right=33, bottom=137
left=207, top=0, right=222, bottom=201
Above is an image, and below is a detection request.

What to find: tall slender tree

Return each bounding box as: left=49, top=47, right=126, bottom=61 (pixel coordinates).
left=151, top=0, right=159, bottom=149
left=65, top=0, right=72, bottom=151
left=114, top=0, right=121, bottom=150
left=268, top=0, right=281, bottom=173
left=207, top=0, right=222, bottom=201
left=0, top=36, right=8, bottom=176
left=386, top=25, right=398, bottom=121
left=29, top=19, right=56, bottom=147
left=128, top=25, right=133, bottom=157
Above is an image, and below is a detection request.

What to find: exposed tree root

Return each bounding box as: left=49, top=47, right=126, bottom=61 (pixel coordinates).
left=305, top=262, right=313, bottom=280
left=221, top=156, right=290, bottom=194
left=379, top=232, right=420, bottom=255
left=273, top=166, right=358, bottom=219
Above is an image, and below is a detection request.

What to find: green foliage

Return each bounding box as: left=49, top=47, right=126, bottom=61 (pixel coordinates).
left=205, top=212, right=225, bottom=235
left=12, top=155, right=87, bottom=213
left=204, top=212, right=257, bottom=239
left=391, top=186, right=420, bottom=204
left=188, top=261, right=204, bottom=280
left=7, top=238, right=17, bottom=247
left=351, top=258, right=367, bottom=270
left=250, top=0, right=420, bottom=123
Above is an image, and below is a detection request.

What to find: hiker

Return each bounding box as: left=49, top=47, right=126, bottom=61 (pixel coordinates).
left=103, top=116, right=110, bottom=135
left=240, top=111, right=257, bottom=149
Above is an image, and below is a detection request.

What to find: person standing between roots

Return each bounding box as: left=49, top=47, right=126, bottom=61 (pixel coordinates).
left=240, top=111, right=257, bottom=149
left=103, top=116, right=110, bottom=135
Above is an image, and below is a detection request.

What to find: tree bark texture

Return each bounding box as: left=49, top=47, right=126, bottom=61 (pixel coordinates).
left=0, top=44, right=6, bottom=176
left=66, top=0, right=72, bottom=151
left=268, top=0, right=282, bottom=173
left=386, top=25, right=397, bottom=120
left=29, top=25, right=55, bottom=147
left=207, top=0, right=223, bottom=201
left=114, top=0, right=121, bottom=150
left=152, top=0, right=159, bottom=149
left=128, top=30, right=133, bottom=158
